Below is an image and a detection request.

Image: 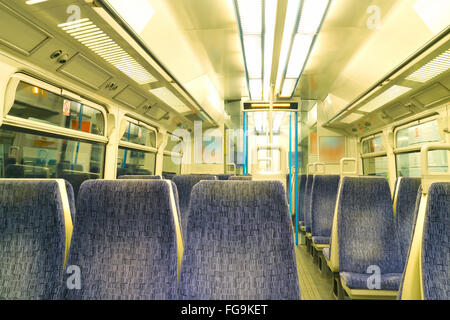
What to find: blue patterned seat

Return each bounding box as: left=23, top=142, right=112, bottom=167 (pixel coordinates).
left=394, top=178, right=421, bottom=264
left=178, top=181, right=300, bottom=300
left=303, top=175, right=313, bottom=233
left=63, top=180, right=180, bottom=300
left=118, top=175, right=162, bottom=179
left=172, top=174, right=218, bottom=234
left=421, top=183, right=449, bottom=300
left=217, top=174, right=232, bottom=180
left=310, top=175, right=340, bottom=247
left=0, top=180, right=72, bottom=299
left=338, top=177, right=403, bottom=297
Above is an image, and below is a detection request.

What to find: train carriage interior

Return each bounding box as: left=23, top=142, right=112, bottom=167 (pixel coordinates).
left=0, top=0, right=448, bottom=302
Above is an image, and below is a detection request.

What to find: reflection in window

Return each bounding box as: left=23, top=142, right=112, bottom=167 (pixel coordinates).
left=0, top=126, right=104, bottom=197
left=117, top=147, right=156, bottom=177
left=363, top=156, right=388, bottom=179
left=163, top=154, right=181, bottom=176
left=9, top=81, right=104, bottom=136
left=396, top=150, right=448, bottom=177
left=396, top=120, right=442, bottom=148
left=121, top=121, right=156, bottom=148
left=166, top=134, right=182, bottom=153
left=362, top=136, right=385, bottom=154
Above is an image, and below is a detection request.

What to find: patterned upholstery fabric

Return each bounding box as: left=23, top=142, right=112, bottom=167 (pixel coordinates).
left=312, top=236, right=330, bottom=245
left=395, top=178, right=421, bottom=264
left=0, top=180, right=66, bottom=299
left=178, top=181, right=300, bottom=300
left=421, top=182, right=449, bottom=300
left=172, top=174, right=218, bottom=234
left=340, top=272, right=402, bottom=290
left=217, top=174, right=232, bottom=180
left=298, top=175, right=307, bottom=224
left=338, top=177, right=403, bottom=290
left=64, top=180, right=178, bottom=300
left=303, top=175, right=313, bottom=233
left=229, top=176, right=252, bottom=180
left=310, top=175, right=340, bottom=243
left=118, top=175, right=162, bottom=180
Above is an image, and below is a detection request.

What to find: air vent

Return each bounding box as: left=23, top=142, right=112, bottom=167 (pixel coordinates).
left=58, top=18, right=156, bottom=85
left=114, top=86, right=147, bottom=109
left=143, top=104, right=168, bottom=121
left=383, top=103, right=413, bottom=120
left=406, top=49, right=450, bottom=83
left=58, top=53, right=112, bottom=90
left=0, top=2, right=51, bottom=56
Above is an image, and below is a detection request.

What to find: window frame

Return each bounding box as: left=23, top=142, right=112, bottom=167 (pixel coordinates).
left=360, top=133, right=388, bottom=177
left=119, top=116, right=158, bottom=153
left=2, top=73, right=108, bottom=144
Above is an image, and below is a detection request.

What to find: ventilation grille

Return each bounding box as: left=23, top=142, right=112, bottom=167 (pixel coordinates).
left=406, top=49, right=450, bottom=83
left=58, top=18, right=156, bottom=85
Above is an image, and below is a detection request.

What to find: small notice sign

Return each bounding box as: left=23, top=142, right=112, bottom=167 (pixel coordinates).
left=138, top=126, right=142, bottom=138
left=63, top=99, right=71, bottom=116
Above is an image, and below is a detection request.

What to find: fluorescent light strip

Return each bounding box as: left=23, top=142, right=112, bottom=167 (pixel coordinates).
left=237, top=0, right=262, bottom=34
left=280, top=78, right=297, bottom=97
left=249, top=79, right=263, bottom=100
left=359, top=85, right=412, bottom=113
left=149, top=87, right=190, bottom=113
left=406, top=50, right=450, bottom=83
left=340, top=113, right=365, bottom=124
left=263, top=0, right=277, bottom=100
left=243, top=35, right=262, bottom=78
left=285, top=34, right=314, bottom=78
left=297, top=0, right=329, bottom=34
left=60, top=18, right=156, bottom=85
left=26, top=0, right=48, bottom=5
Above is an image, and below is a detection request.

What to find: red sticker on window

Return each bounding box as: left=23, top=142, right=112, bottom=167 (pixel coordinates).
left=138, top=126, right=142, bottom=138
left=63, top=100, right=71, bottom=116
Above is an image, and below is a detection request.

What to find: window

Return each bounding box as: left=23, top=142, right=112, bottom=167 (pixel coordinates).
left=0, top=126, right=105, bottom=192
left=9, top=81, right=105, bottom=135
left=395, top=118, right=447, bottom=177
left=117, top=119, right=157, bottom=177
left=361, top=134, right=388, bottom=178
left=163, top=154, right=181, bottom=176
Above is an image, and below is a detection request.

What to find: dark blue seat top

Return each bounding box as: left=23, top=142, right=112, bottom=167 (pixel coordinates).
left=0, top=180, right=67, bottom=299
left=118, top=175, right=162, bottom=180
left=303, top=175, right=313, bottom=233
left=59, top=171, right=100, bottom=200
left=217, top=174, right=232, bottom=180
left=172, top=174, right=218, bottom=234
left=338, top=177, right=403, bottom=290
left=63, top=180, right=178, bottom=300
left=421, top=182, right=449, bottom=300
left=310, top=175, right=340, bottom=245
left=394, top=178, right=421, bottom=264
left=178, top=180, right=300, bottom=300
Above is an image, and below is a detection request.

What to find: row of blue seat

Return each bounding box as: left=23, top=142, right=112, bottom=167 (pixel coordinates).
left=295, top=173, right=448, bottom=299
left=0, top=174, right=298, bottom=300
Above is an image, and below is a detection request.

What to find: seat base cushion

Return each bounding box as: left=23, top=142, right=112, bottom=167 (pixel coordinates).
left=340, top=272, right=402, bottom=291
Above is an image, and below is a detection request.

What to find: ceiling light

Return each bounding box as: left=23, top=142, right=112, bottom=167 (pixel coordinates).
left=59, top=18, right=156, bottom=85
left=243, top=35, right=262, bottom=78
left=149, top=87, right=190, bottom=114
left=280, top=79, right=297, bottom=97
left=358, top=85, right=412, bottom=113
left=25, top=0, right=48, bottom=4
left=106, top=0, right=155, bottom=34
left=405, top=49, right=450, bottom=83
left=340, top=113, right=365, bottom=124
left=263, top=0, right=277, bottom=100
left=249, top=79, right=263, bottom=100
left=278, top=0, right=330, bottom=98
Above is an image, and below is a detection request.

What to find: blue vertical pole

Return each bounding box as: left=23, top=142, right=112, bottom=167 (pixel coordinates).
left=74, top=104, right=83, bottom=166
left=243, top=112, right=246, bottom=174
left=245, top=112, right=249, bottom=174
left=122, top=122, right=131, bottom=168
left=295, top=111, right=299, bottom=245
left=289, top=113, right=292, bottom=219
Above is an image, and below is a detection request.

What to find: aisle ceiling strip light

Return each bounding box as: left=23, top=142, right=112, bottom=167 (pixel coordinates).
left=278, top=0, right=330, bottom=98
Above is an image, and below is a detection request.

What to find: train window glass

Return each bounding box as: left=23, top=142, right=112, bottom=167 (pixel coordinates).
left=9, top=81, right=105, bottom=136
left=120, top=121, right=156, bottom=148
left=396, top=150, right=448, bottom=177
left=117, top=147, right=156, bottom=176
left=362, top=136, right=384, bottom=154
left=396, top=119, right=442, bottom=148
left=166, top=134, right=182, bottom=153
left=0, top=126, right=104, bottom=181
left=163, top=154, right=181, bottom=175
left=363, top=156, right=388, bottom=178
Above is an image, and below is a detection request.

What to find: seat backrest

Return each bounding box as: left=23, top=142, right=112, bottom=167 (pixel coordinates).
left=60, top=171, right=100, bottom=200
left=178, top=180, right=300, bottom=300
left=421, top=182, right=449, bottom=300
left=172, top=174, right=218, bottom=233
left=118, top=175, right=162, bottom=180
left=0, top=180, right=73, bottom=299
left=304, top=174, right=313, bottom=233
left=310, top=175, right=340, bottom=238
left=229, top=176, right=252, bottom=180
left=63, top=180, right=180, bottom=300
left=338, top=177, right=403, bottom=275
left=217, top=174, right=232, bottom=180
left=394, top=177, right=421, bottom=264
